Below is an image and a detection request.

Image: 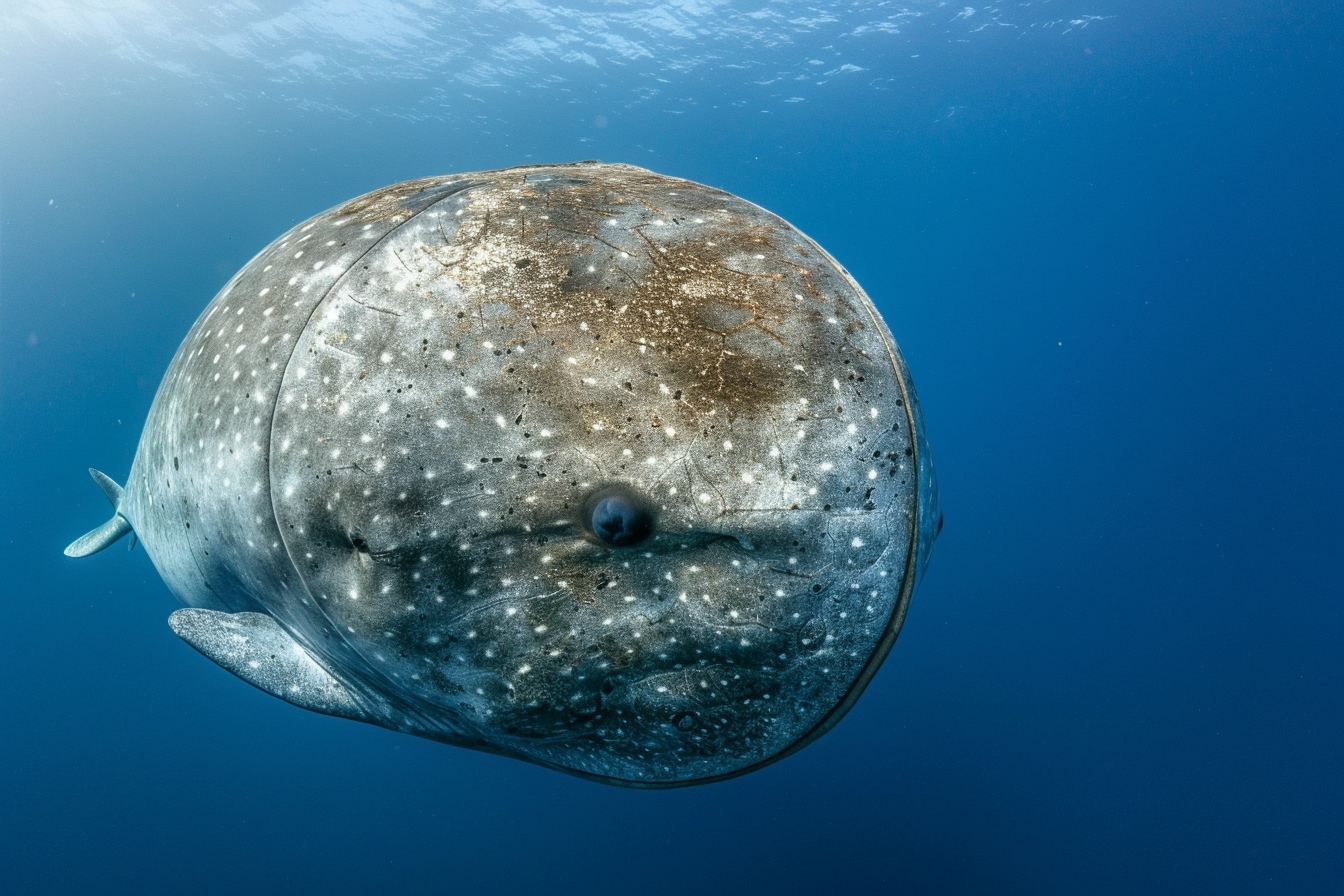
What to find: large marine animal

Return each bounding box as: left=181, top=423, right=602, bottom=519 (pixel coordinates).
left=66, top=162, right=939, bottom=786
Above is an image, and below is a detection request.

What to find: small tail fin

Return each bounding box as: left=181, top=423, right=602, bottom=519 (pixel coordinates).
left=65, top=468, right=134, bottom=558
left=89, top=468, right=124, bottom=507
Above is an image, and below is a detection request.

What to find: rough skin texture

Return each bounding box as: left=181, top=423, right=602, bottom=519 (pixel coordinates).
left=120, top=163, right=938, bottom=786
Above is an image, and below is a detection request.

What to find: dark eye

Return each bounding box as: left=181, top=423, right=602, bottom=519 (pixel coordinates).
left=583, top=484, right=655, bottom=547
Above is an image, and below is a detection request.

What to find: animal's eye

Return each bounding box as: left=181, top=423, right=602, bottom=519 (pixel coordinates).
left=583, top=484, right=655, bottom=547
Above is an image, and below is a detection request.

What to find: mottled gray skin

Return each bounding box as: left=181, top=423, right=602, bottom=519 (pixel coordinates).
left=83, top=163, right=939, bottom=786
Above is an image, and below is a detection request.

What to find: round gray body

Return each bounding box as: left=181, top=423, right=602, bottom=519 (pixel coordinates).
left=116, top=162, right=939, bottom=786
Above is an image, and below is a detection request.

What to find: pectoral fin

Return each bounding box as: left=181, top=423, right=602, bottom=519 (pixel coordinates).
left=168, top=608, right=366, bottom=721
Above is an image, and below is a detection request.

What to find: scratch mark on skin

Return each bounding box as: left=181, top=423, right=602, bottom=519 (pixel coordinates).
left=439, top=588, right=568, bottom=629
left=344, top=293, right=402, bottom=316
left=318, top=341, right=361, bottom=361
left=631, top=226, right=667, bottom=269
left=392, top=248, right=416, bottom=276
left=551, top=226, right=642, bottom=262
left=649, top=432, right=703, bottom=492
left=633, top=196, right=667, bottom=217
left=778, top=256, right=827, bottom=301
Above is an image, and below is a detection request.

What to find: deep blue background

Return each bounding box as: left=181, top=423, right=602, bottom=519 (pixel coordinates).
left=2, top=2, right=1340, bottom=893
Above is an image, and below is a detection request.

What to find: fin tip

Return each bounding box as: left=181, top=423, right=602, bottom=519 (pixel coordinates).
left=64, top=515, right=133, bottom=558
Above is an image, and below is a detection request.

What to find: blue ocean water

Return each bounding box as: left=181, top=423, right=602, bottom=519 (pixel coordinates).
left=2, top=1, right=1340, bottom=892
